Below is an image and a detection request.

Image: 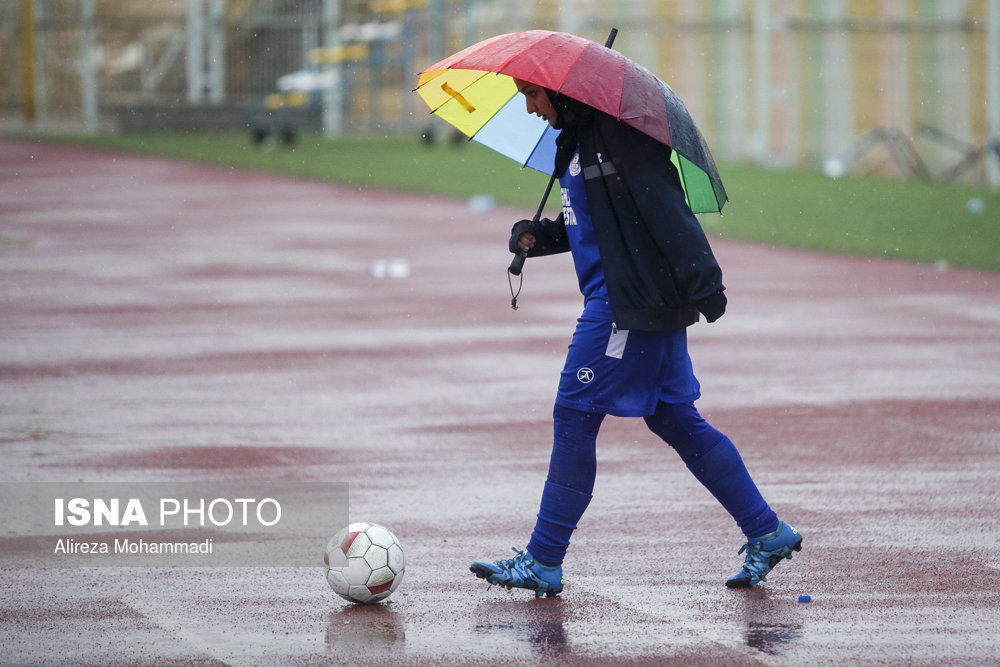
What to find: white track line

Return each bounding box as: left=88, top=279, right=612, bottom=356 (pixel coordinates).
left=121, top=593, right=249, bottom=667
left=574, top=582, right=785, bottom=667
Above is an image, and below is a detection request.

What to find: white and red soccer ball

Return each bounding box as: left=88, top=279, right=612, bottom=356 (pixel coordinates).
left=324, top=522, right=405, bottom=604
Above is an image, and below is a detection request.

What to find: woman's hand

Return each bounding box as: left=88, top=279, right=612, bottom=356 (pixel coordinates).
left=517, top=233, right=536, bottom=253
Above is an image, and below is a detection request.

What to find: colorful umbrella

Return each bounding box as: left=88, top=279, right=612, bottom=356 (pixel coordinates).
left=415, top=29, right=727, bottom=214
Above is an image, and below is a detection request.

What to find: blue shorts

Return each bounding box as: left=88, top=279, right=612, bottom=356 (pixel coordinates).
left=555, top=298, right=701, bottom=417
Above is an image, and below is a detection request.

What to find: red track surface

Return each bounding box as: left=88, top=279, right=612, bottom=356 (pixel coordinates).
left=2, top=138, right=999, bottom=665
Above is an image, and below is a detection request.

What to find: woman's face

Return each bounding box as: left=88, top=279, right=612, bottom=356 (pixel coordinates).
left=513, top=79, right=558, bottom=128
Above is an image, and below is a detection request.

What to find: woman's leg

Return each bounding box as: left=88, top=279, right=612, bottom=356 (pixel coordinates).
left=526, top=403, right=605, bottom=566
left=644, top=400, right=778, bottom=538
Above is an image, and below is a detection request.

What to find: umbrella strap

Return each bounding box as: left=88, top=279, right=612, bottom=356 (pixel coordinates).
left=508, top=270, right=523, bottom=310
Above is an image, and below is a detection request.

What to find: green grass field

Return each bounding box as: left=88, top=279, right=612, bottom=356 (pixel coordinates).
left=42, top=131, right=1000, bottom=272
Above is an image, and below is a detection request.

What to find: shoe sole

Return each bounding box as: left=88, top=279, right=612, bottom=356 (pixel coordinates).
left=469, top=563, right=562, bottom=597
left=469, top=563, right=496, bottom=580
left=725, top=537, right=803, bottom=589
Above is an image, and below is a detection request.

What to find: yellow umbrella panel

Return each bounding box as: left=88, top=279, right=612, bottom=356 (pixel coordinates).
left=416, top=68, right=560, bottom=172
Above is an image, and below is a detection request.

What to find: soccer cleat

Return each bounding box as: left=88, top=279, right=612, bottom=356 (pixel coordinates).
left=470, top=547, right=564, bottom=598
left=726, top=520, right=802, bottom=589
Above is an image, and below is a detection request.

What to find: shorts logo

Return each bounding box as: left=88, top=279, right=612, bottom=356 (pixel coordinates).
left=576, top=367, right=594, bottom=384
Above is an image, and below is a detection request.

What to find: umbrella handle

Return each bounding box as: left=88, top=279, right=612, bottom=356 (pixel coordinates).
left=508, top=170, right=558, bottom=276
left=508, top=250, right=528, bottom=276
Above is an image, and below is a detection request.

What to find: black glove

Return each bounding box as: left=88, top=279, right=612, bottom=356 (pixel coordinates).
left=696, top=290, right=727, bottom=323
left=509, top=219, right=537, bottom=254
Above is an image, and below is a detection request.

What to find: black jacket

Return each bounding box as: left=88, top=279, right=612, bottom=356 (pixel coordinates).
left=512, top=111, right=726, bottom=331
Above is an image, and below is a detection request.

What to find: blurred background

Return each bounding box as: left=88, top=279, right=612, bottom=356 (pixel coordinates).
left=2, top=0, right=998, bottom=186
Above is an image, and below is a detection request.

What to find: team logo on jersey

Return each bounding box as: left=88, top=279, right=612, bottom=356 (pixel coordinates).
left=576, top=367, right=594, bottom=384
left=568, top=152, right=582, bottom=177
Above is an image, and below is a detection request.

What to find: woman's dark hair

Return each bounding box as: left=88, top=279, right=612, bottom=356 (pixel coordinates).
left=545, top=88, right=594, bottom=177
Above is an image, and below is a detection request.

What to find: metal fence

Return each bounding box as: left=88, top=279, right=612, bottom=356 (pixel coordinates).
left=2, top=0, right=998, bottom=185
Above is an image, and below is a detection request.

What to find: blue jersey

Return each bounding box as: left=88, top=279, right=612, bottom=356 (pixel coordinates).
left=555, top=151, right=701, bottom=417
left=560, top=153, right=607, bottom=301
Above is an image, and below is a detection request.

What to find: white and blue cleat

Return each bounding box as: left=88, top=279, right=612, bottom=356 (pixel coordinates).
left=726, top=520, right=803, bottom=588
left=470, top=547, right=564, bottom=598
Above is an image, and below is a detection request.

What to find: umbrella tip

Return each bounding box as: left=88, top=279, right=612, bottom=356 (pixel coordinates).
left=605, top=28, right=618, bottom=48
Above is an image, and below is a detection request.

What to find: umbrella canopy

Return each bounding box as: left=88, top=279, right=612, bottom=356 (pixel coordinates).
left=416, top=30, right=727, bottom=214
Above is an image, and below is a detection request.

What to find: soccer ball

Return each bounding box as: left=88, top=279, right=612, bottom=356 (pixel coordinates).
left=324, top=522, right=405, bottom=604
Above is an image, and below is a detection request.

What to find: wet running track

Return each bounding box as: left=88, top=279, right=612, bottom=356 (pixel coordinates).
left=2, top=138, right=999, bottom=665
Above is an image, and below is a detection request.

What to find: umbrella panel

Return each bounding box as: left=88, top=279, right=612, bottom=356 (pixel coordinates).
left=473, top=93, right=557, bottom=170
left=672, top=152, right=719, bottom=215
left=419, top=69, right=559, bottom=172
left=416, top=68, right=486, bottom=109
left=432, top=72, right=516, bottom=138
